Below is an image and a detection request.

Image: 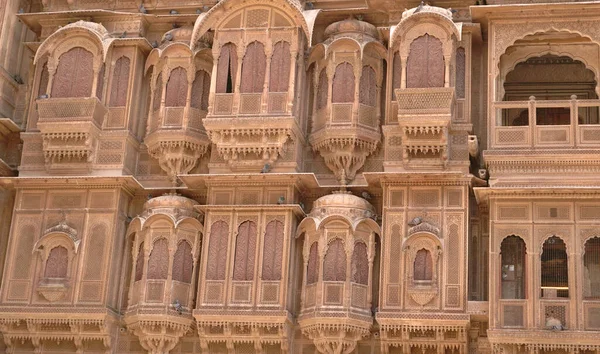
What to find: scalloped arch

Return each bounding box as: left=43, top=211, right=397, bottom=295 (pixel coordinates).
left=33, top=232, right=80, bottom=254
left=495, top=26, right=600, bottom=66
left=404, top=231, right=442, bottom=249
left=390, top=12, right=461, bottom=50
left=35, top=23, right=112, bottom=65
left=190, top=0, right=310, bottom=51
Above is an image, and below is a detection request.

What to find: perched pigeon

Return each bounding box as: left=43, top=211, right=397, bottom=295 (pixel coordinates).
left=261, top=163, right=271, bottom=173
left=173, top=300, right=183, bottom=315
left=408, top=216, right=422, bottom=227
left=139, top=4, right=147, bottom=13
left=164, top=33, right=173, bottom=41
left=277, top=196, right=285, bottom=205
left=413, top=0, right=425, bottom=13
left=361, top=191, right=372, bottom=200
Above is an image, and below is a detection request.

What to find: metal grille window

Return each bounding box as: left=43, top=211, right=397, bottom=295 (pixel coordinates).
left=541, top=236, right=569, bottom=298
left=500, top=236, right=526, bottom=299
left=584, top=237, right=600, bottom=299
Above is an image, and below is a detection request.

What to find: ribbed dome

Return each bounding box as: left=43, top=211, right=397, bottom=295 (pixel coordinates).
left=312, top=191, right=375, bottom=217
left=144, top=193, right=199, bottom=212
left=324, top=17, right=378, bottom=40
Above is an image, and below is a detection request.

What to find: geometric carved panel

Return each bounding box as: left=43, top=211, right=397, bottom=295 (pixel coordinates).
left=503, top=304, right=524, bottom=327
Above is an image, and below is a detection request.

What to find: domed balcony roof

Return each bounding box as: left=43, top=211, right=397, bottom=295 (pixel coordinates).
left=324, top=16, right=378, bottom=41
left=143, top=193, right=199, bottom=212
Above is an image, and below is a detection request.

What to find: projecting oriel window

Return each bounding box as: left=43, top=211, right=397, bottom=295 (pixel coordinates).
left=541, top=236, right=569, bottom=298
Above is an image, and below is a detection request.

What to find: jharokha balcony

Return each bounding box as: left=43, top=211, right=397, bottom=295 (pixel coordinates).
left=36, top=97, right=107, bottom=173
left=485, top=96, right=600, bottom=183
left=492, top=96, right=600, bottom=149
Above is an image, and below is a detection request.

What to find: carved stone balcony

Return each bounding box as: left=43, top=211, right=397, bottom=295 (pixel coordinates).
left=203, top=114, right=300, bottom=172
left=393, top=87, right=454, bottom=169
left=297, top=192, right=379, bottom=353
left=309, top=103, right=381, bottom=185
left=145, top=107, right=211, bottom=184
left=36, top=97, right=107, bottom=173
left=486, top=96, right=600, bottom=183
left=125, top=194, right=202, bottom=353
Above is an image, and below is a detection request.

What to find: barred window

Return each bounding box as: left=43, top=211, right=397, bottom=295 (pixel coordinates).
left=414, top=249, right=433, bottom=281
left=216, top=43, right=237, bottom=93
left=332, top=62, right=355, bottom=103
left=147, top=238, right=169, bottom=280
left=233, top=221, right=257, bottom=281
left=584, top=237, right=600, bottom=299
left=240, top=42, right=266, bottom=93
left=323, top=239, right=346, bottom=281
left=501, top=235, right=526, bottom=299
left=541, top=236, right=568, bottom=298
left=44, top=246, right=68, bottom=278
left=306, top=242, right=319, bottom=285
left=172, top=241, right=194, bottom=283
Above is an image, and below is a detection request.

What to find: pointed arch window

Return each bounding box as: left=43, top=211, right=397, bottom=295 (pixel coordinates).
left=262, top=220, right=284, bottom=281
left=233, top=220, right=258, bottom=281
left=216, top=43, right=238, bottom=93
left=134, top=242, right=144, bottom=281
left=147, top=238, right=169, bottom=279
left=456, top=47, right=466, bottom=99
left=240, top=42, right=266, bottom=93
left=52, top=47, right=94, bottom=98
left=413, top=248, right=433, bottom=281
left=316, top=69, right=328, bottom=110
left=306, top=242, right=319, bottom=285
left=38, top=62, right=49, bottom=97
left=269, top=41, right=291, bottom=92
left=359, top=66, right=377, bottom=106
left=323, top=239, right=346, bottom=281
left=206, top=221, right=229, bottom=280
left=332, top=62, right=355, bottom=103
left=44, top=246, right=69, bottom=278
left=110, top=56, right=131, bottom=107
left=352, top=242, right=369, bottom=285
left=501, top=236, right=526, bottom=299
left=191, top=70, right=210, bottom=110
left=153, top=73, right=163, bottom=111
left=541, top=236, right=568, bottom=298
left=165, top=67, right=188, bottom=107
left=96, top=64, right=105, bottom=100
left=392, top=52, right=402, bottom=93
left=172, top=241, right=194, bottom=283
left=584, top=237, right=600, bottom=299
left=406, top=34, right=444, bottom=88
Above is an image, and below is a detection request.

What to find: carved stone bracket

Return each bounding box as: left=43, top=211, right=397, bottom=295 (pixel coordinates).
left=301, top=321, right=371, bottom=354
left=145, top=130, right=210, bottom=185
left=126, top=317, right=192, bottom=354
left=310, top=134, right=379, bottom=185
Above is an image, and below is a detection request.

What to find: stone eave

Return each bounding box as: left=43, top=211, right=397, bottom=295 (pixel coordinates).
left=195, top=204, right=306, bottom=218
left=470, top=0, right=600, bottom=35
left=18, top=10, right=199, bottom=37
left=474, top=185, right=600, bottom=204
left=193, top=312, right=293, bottom=326
left=179, top=173, right=321, bottom=190
left=0, top=175, right=144, bottom=195
left=364, top=171, right=479, bottom=187
left=487, top=329, right=600, bottom=349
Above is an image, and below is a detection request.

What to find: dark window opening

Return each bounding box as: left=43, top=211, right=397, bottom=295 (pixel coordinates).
left=541, top=236, right=569, bottom=298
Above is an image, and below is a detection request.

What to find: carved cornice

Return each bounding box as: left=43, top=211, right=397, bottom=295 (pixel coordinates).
left=488, top=329, right=600, bottom=350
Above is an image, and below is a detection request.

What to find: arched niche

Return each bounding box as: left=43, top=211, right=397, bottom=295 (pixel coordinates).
left=191, top=1, right=310, bottom=51
left=496, top=31, right=600, bottom=102
left=390, top=9, right=461, bottom=90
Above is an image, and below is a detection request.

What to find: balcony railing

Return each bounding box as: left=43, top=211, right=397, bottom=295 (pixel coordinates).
left=492, top=97, right=600, bottom=148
